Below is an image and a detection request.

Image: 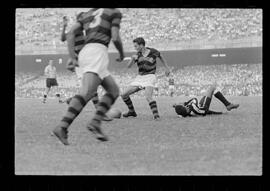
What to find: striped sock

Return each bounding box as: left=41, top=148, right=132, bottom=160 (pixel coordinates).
left=149, top=101, right=159, bottom=118
left=122, top=96, right=135, bottom=112
left=214, top=91, right=230, bottom=107
left=91, top=92, right=99, bottom=109
left=91, top=93, right=115, bottom=126
left=60, top=94, right=87, bottom=129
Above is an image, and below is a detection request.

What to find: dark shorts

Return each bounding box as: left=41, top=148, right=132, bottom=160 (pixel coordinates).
left=46, top=78, right=58, bottom=88
left=199, top=96, right=211, bottom=111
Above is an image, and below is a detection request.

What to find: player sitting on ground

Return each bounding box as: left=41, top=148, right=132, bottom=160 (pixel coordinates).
left=173, top=84, right=239, bottom=117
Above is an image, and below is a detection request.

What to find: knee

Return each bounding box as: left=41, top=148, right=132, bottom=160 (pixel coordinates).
left=146, top=96, right=153, bottom=103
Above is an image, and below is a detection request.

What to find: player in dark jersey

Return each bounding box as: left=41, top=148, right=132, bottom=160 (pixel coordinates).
left=60, top=13, right=112, bottom=121
left=168, top=77, right=175, bottom=97
left=121, top=37, right=170, bottom=120
left=53, top=8, right=125, bottom=145
left=173, top=84, right=239, bottom=117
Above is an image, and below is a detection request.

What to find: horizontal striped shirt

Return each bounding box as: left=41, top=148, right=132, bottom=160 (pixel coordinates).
left=78, top=8, right=122, bottom=47
left=184, top=98, right=206, bottom=116
left=135, top=47, right=161, bottom=75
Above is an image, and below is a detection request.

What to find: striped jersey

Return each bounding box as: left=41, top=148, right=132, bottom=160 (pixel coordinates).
left=44, top=65, right=57, bottom=79
left=134, top=47, right=161, bottom=75
left=77, top=8, right=122, bottom=47
left=73, top=27, right=85, bottom=55
left=184, top=98, right=206, bottom=116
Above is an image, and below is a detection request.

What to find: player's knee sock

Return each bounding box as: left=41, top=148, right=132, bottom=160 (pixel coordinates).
left=91, top=93, right=116, bottom=126
left=56, top=93, right=61, bottom=101
left=43, top=94, right=47, bottom=99
left=214, top=91, right=230, bottom=107
left=91, top=92, right=99, bottom=109
left=59, top=94, right=87, bottom=129
left=122, top=96, right=135, bottom=112
left=149, top=100, right=159, bottom=118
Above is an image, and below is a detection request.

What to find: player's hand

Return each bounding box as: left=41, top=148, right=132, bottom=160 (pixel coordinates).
left=116, top=54, right=125, bottom=62
left=66, top=58, right=77, bottom=72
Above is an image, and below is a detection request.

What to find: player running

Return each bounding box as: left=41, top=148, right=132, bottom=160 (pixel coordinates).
left=53, top=8, right=125, bottom=145
left=173, top=84, right=239, bottom=117
left=42, top=60, right=63, bottom=103
left=60, top=13, right=112, bottom=121
left=121, top=37, right=170, bottom=120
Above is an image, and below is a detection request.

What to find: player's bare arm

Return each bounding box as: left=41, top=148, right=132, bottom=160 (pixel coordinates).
left=111, top=26, right=125, bottom=61
left=67, top=22, right=81, bottom=60
left=127, top=55, right=137, bottom=68
left=158, top=54, right=170, bottom=76
left=61, top=16, right=68, bottom=42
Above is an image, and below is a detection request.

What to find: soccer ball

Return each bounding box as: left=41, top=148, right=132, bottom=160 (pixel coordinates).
left=107, top=108, right=122, bottom=119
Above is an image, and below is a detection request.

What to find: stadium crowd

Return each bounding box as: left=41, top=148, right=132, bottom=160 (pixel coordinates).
left=16, top=8, right=262, bottom=51
left=15, top=64, right=262, bottom=99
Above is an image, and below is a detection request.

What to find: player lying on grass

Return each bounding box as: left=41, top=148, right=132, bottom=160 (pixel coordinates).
left=173, top=84, right=239, bottom=117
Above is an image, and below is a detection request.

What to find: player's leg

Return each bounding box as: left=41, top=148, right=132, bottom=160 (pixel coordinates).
left=121, top=86, right=141, bottom=117
left=53, top=72, right=101, bottom=145
left=91, top=91, right=112, bottom=121
left=145, top=86, right=160, bottom=120
left=213, top=86, right=240, bottom=111
left=43, top=79, right=50, bottom=103
left=87, top=75, right=119, bottom=141
left=199, top=85, right=216, bottom=112
left=53, top=83, right=63, bottom=103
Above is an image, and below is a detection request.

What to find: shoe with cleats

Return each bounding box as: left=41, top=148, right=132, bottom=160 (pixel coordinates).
left=122, top=111, right=137, bottom=118
left=226, top=103, right=240, bottom=111
left=87, top=123, right=108, bottom=141
left=52, top=126, right=69, bottom=145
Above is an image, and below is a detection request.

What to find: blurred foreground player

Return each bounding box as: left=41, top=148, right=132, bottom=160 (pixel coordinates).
left=61, top=13, right=112, bottom=121
left=53, top=8, right=124, bottom=145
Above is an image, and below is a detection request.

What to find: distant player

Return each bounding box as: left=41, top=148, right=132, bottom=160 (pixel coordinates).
left=168, top=77, right=175, bottom=97
left=173, top=84, right=239, bottom=117
left=42, top=60, right=63, bottom=103
left=53, top=8, right=125, bottom=145
left=121, top=37, right=170, bottom=120
left=60, top=13, right=111, bottom=121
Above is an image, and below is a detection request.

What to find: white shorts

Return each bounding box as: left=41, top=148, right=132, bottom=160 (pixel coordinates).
left=169, top=85, right=175, bottom=91
left=130, top=74, right=157, bottom=88
left=78, top=43, right=110, bottom=80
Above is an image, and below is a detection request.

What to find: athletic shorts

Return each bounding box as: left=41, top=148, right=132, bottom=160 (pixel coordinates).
left=130, top=74, right=157, bottom=89
left=199, top=96, right=211, bottom=111
left=78, top=43, right=110, bottom=80
left=169, top=85, right=175, bottom=91
left=46, top=78, right=58, bottom=88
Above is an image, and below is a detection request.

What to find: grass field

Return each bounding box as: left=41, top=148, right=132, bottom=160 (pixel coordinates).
left=15, top=96, right=262, bottom=175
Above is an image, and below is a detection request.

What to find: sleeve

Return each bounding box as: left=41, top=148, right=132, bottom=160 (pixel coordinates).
left=111, top=10, right=122, bottom=28
left=190, top=103, right=206, bottom=115
left=152, top=48, right=161, bottom=58
left=184, top=98, right=197, bottom=106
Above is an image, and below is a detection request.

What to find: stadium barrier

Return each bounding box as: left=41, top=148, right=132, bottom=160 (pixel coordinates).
left=15, top=47, right=262, bottom=73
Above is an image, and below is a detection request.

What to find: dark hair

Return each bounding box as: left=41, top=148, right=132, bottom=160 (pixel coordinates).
left=133, top=37, right=145, bottom=46
left=175, top=105, right=189, bottom=117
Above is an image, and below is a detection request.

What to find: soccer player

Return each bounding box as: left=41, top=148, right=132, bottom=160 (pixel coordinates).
left=60, top=13, right=111, bottom=121
left=42, top=60, right=63, bottom=103
left=168, top=76, right=175, bottom=97
left=121, top=37, right=170, bottom=120
left=53, top=8, right=125, bottom=145
left=173, top=84, right=239, bottom=117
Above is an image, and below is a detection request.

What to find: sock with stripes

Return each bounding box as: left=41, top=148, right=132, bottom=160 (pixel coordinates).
left=214, top=91, right=230, bottom=107
left=43, top=94, right=47, bottom=101
left=91, top=92, right=99, bottom=109
left=90, top=93, right=116, bottom=127
left=56, top=93, right=61, bottom=102
left=149, top=100, right=160, bottom=118
left=59, top=94, right=87, bottom=129
left=122, top=96, right=135, bottom=113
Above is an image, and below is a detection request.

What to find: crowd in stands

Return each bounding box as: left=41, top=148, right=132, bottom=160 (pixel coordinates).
left=16, top=8, right=262, bottom=51
left=15, top=63, right=262, bottom=99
